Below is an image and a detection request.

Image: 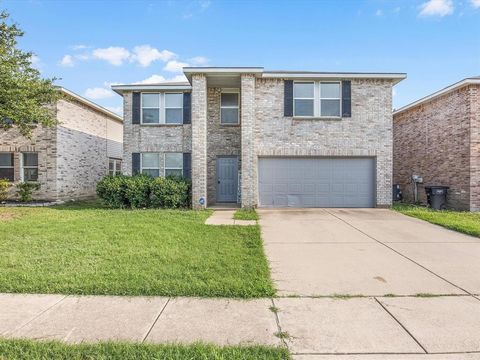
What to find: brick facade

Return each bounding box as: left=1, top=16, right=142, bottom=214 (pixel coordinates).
left=0, top=95, right=122, bottom=201
left=121, top=73, right=396, bottom=208
left=393, top=83, right=480, bottom=211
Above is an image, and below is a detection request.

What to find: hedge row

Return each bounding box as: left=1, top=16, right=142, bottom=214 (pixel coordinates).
left=96, top=175, right=191, bottom=209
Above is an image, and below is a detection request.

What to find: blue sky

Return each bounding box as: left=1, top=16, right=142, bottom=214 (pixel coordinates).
left=4, top=0, right=479, bottom=114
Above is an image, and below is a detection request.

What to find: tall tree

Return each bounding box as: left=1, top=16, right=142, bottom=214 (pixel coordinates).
left=0, top=10, right=59, bottom=137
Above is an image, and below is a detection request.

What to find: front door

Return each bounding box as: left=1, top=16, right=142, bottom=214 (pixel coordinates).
left=216, top=156, right=238, bottom=202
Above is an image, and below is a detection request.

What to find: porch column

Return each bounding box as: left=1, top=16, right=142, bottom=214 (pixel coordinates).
left=240, top=74, right=257, bottom=208
left=191, top=74, right=208, bottom=209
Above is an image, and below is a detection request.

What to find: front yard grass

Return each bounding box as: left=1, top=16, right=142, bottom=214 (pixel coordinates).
left=0, top=201, right=275, bottom=298
left=233, top=209, right=259, bottom=221
left=0, top=339, right=290, bottom=360
left=393, top=203, right=480, bottom=237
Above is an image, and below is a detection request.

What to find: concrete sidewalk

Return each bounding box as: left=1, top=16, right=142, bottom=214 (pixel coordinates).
left=205, top=210, right=257, bottom=225
left=1, top=293, right=480, bottom=357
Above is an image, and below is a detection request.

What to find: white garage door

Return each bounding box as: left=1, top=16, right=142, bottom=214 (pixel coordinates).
left=258, top=157, right=376, bottom=208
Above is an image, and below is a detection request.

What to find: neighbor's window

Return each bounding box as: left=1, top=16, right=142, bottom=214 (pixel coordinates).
left=22, top=153, right=38, bottom=182
left=220, top=92, right=239, bottom=124
left=141, top=153, right=160, bottom=177
left=164, top=153, right=183, bottom=177
left=320, top=82, right=341, bottom=117
left=141, top=93, right=160, bottom=124
left=109, top=158, right=122, bottom=176
left=165, top=93, right=183, bottom=124
left=0, top=153, right=14, bottom=182
left=293, top=82, right=314, bottom=117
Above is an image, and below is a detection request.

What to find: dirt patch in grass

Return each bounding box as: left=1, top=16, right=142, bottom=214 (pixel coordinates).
left=0, top=211, right=18, bottom=222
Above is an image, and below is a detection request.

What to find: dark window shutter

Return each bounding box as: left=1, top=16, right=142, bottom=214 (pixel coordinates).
left=183, top=93, right=191, bottom=124
left=183, top=153, right=191, bottom=179
left=342, top=81, right=352, bottom=118
left=132, top=92, right=141, bottom=124
left=132, top=153, right=141, bottom=175
left=284, top=80, right=294, bottom=117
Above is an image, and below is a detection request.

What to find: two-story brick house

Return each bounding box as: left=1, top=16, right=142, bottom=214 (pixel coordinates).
left=112, top=67, right=405, bottom=209
left=0, top=87, right=123, bottom=201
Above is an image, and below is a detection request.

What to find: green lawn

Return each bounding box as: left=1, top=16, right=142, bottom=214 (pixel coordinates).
left=393, top=203, right=480, bottom=237
left=0, top=339, right=290, bottom=360
left=0, top=201, right=275, bottom=298
left=233, top=209, right=259, bottom=221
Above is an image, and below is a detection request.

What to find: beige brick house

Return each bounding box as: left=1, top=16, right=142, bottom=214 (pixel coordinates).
left=393, top=77, right=480, bottom=211
left=0, top=88, right=123, bottom=201
left=113, top=67, right=405, bottom=209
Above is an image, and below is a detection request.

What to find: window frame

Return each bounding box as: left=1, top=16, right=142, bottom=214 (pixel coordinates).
left=140, top=153, right=161, bottom=177
left=140, top=92, right=184, bottom=125
left=220, top=90, right=240, bottom=125
left=293, top=81, right=315, bottom=118
left=0, top=152, right=14, bottom=182
left=108, top=158, right=122, bottom=176
left=293, top=81, right=342, bottom=119
left=164, top=152, right=183, bottom=178
left=319, top=81, right=342, bottom=118
left=21, top=152, right=39, bottom=182
left=164, top=92, right=184, bottom=125
left=140, top=93, right=161, bottom=125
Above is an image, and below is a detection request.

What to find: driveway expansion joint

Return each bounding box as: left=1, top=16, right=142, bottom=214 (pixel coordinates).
left=374, top=297, right=428, bottom=354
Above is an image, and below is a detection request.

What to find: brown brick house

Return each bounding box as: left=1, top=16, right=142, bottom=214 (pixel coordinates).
left=393, top=77, right=480, bottom=211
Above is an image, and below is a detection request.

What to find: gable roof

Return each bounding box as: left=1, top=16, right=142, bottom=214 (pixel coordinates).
left=58, top=87, right=123, bottom=122
left=393, top=77, right=480, bottom=116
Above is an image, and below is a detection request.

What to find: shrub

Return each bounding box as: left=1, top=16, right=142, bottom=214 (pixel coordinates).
left=96, top=174, right=190, bottom=209
left=124, top=174, right=153, bottom=208
left=150, top=176, right=191, bottom=209
left=16, top=182, right=40, bottom=202
left=96, top=175, right=130, bottom=208
left=0, top=179, right=11, bottom=202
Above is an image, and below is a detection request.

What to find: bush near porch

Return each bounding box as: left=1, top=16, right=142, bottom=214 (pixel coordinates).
left=96, top=175, right=191, bottom=209
left=0, top=201, right=275, bottom=298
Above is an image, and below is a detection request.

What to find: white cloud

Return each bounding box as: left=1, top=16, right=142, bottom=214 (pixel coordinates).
left=84, top=87, right=115, bottom=100
left=59, top=55, right=74, bottom=67
left=189, top=56, right=209, bottom=65
left=419, top=0, right=454, bottom=17
left=199, top=0, right=211, bottom=10
left=137, top=74, right=188, bottom=84
left=471, top=0, right=480, bottom=8
left=392, top=88, right=397, bottom=97
left=92, top=47, right=131, bottom=66
left=163, top=60, right=189, bottom=73
left=105, top=106, right=123, bottom=115
left=131, top=45, right=176, bottom=67
left=71, top=44, right=89, bottom=50
left=375, top=9, right=383, bottom=16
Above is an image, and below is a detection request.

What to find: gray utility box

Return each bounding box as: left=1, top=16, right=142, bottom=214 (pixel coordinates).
left=425, top=186, right=449, bottom=210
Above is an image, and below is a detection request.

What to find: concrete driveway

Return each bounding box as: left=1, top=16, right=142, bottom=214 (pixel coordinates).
left=259, top=208, right=480, bottom=297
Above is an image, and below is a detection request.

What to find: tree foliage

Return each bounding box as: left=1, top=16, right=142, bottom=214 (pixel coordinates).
left=0, top=10, right=59, bottom=136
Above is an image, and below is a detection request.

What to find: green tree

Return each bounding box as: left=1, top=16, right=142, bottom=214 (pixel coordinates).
left=0, top=10, right=59, bottom=137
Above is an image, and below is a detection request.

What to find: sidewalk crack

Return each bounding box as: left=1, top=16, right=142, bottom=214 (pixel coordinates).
left=142, top=297, right=170, bottom=343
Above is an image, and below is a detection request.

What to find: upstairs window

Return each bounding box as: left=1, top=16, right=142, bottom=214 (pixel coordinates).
left=320, top=82, right=341, bottom=117
left=293, top=81, right=342, bottom=118
left=22, top=153, right=38, bottom=182
left=164, top=153, right=183, bottom=177
left=141, top=93, right=160, bottom=124
left=0, top=153, right=14, bottom=182
left=221, top=92, right=239, bottom=124
left=141, top=93, right=183, bottom=125
left=293, top=82, right=314, bottom=117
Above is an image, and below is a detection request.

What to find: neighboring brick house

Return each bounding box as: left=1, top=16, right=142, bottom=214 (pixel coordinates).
left=0, top=88, right=123, bottom=201
left=113, top=67, right=405, bottom=209
left=393, top=77, right=480, bottom=211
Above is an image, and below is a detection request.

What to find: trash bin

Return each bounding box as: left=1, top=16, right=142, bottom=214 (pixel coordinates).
left=425, top=186, right=449, bottom=210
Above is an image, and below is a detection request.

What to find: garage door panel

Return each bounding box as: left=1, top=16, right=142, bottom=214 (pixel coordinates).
left=258, top=157, right=375, bottom=208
